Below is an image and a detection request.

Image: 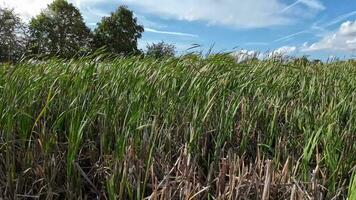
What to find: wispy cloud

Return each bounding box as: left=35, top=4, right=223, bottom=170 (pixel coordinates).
left=308, top=10, right=356, bottom=37
left=280, top=0, right=325, bottom=13
left=86, top=6, right=109, bottom=17
left=279, top=1, right=301, bottom=13
left=120, top=0, right=322, bottom=29
left=302, top=21, right=356, bottom=52
left=274, top=10, right=356, bottom=45
left=273, top=30, right=309, bottom=43
left=3, top=0, right=326, bottom=29
left=145, top=28, right=198, bottom=37
left=298, top=0, right=325, bottom=10
left=323, top=10, right=356, bottom=28
left=134, top=14, right=167, bottom=29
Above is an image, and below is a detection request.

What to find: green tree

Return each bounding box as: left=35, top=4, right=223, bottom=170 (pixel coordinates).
left=146, top=41, right=176, bottom=58
left=28, top=0, right=91, bottom=58
left=94, top=6, right=144, bottom=55
left=0, top=7, right=27, bottom=62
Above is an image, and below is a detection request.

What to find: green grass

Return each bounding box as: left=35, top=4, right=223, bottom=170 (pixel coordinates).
left=0, top=55, right=355, bottom=199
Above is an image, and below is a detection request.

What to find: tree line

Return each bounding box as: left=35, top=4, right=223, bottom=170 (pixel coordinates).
left=0, top=0, right=175, bottom=62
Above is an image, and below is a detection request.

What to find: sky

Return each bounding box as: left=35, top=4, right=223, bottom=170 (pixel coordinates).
left=1, top=0, right=356, bottom=59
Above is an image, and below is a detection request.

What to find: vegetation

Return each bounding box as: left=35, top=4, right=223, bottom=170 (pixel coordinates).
left=0, top=1, right=144, bottom=60
left=146, top=41, right=176, bottom=58
left=28, top=0, right=92, bottom=58
left=93, top=6, right=144, bottom=55
left=0, top=7, right=27, bottom=62
left=0, top=55, right=355, bottom=199
left=0, top=1, right=355, bottom=199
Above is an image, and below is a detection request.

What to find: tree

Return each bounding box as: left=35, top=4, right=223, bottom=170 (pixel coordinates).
left=0, top=7, right=27, bottom=62
left=94, top=6, right=144, bottom=55
left=146, top=41, right=176, bottom=58
left=28, top=0, right=91, bottom=58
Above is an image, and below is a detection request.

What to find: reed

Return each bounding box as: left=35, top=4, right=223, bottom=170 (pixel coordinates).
left=0, top=55, right=355, bottom=199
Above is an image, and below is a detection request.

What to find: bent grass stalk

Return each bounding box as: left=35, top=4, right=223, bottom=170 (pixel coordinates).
left=0, top=56, right=355, bottom=199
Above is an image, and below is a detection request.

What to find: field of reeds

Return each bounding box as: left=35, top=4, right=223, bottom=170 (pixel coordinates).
left=0, top=55, right=355, bottom=199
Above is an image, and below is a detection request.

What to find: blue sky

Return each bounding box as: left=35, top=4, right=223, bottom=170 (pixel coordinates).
left=1, top=0, right=356, bottom=59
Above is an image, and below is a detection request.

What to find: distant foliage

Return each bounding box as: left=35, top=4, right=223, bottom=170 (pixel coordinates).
left=94, top=6, right=144, bottom=55
left=0, top=7, right=27, bottom=62
left=1, top=2, right=148, bottom=60
left=146, top=41, right=176, bottom=58
left=28, top=0, right=92, bottom=58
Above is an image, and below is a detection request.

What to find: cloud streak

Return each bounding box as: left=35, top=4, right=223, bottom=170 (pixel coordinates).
left=145, top=28, right=198, bottom=37
left=302, top=21, right=356, bottom=52
left=274, top=30, right=309, bottom=43
left=1, top=0, right=326, bottom=29
left=280, top=0, right=325, bottom=13
left=273, top=10, right=356, bottom=46
left=121, top=0, right=323, bottom=29
left=323, top=10, right=356, bottom=28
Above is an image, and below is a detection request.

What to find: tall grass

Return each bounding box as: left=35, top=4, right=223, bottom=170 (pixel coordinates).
left=0, top=55, right=355, bottom=199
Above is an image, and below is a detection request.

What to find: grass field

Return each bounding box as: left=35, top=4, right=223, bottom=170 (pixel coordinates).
left=0, top=55, right=355, bottom=199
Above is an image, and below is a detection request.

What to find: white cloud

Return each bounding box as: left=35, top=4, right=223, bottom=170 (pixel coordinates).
left=263, top=46, right=297, bottom=58
left=1, top=0, right=325, bottom=29
left=273, top=46, right=297, bottom=54
left=298, top=0, right=325, bottom=10
left=231, top=46, right=297, bottom=62
left=347, top=38, right=356, bottom=44
left=274, top=30, right=309, bottom=43
left=0, top=0, right=90, bottom=21
left=0, top=0, right=52, bottom=21
left=302, top=21, right=356, bottom=52
left=339, top=21, right=356, bottom=36
left=280, top=0, right=325, bottom=13
left=120, top=0, right=323, bottom=29
left=322, top=10, right=356, bottom=28
left=85, top=6, right=109, bottom=17
left=230, top=50, right=259, bottom=62
left=134, top=14, right=166, bottom=29
left=145, top=28, right=198, bottom=37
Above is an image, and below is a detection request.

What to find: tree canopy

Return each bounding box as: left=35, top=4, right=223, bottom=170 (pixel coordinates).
left=94, top=6, right=144, bottom=55
left=146, top=41, right=176, bottom=58
left=28, top=0, right=91, bottom=58
left=0, top=7, right=27, bottom=62
left=1, top=2, right=148, bottom=61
